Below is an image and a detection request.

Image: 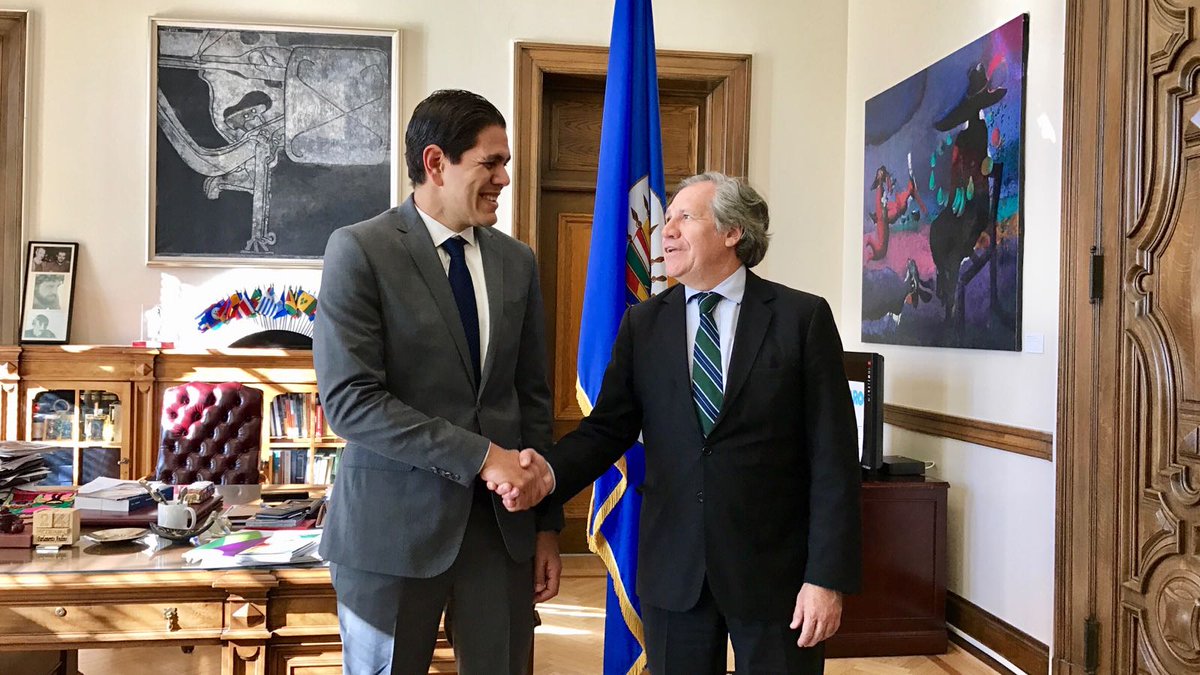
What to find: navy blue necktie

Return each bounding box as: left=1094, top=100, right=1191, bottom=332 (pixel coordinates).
left=442, top=236, right=481, bottom=385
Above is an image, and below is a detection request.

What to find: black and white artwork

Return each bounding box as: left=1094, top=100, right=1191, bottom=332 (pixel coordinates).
left=149, top=20, right=400, bottom=266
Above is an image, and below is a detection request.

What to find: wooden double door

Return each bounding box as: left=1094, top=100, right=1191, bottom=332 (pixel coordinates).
left=1058, top=0, right=1200, bottom=672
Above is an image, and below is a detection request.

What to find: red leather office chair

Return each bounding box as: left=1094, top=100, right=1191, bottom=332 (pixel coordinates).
left=154, top=382, right=262, bottom=485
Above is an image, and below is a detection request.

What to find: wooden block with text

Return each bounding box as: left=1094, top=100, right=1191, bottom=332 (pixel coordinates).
left=32, top=508, right=79, bottom=546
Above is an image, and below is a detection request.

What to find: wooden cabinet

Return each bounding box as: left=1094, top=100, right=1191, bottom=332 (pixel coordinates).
left=11, top=347, right=157, bottom=484
left=826, top=475, right=949, bottom=658
left=0, top=346, right=340, bottom=489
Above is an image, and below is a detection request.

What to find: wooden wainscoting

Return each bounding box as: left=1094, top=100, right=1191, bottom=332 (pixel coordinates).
left=947, top=593, right=1049, bottom=675
left=883, top=403, right=1053, bottom=462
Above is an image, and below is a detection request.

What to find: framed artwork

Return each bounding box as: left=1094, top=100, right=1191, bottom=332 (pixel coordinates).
left=860, top=14, right=1028, bottom=350
left=20, top=242, right=79, bottom=344
left=148, top=19, right=400, bottom=267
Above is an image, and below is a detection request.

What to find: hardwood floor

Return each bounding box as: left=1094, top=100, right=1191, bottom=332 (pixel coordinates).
left=73, top=556, right=1003, bottom=674
left=534, top=557, right=1003, bottom=675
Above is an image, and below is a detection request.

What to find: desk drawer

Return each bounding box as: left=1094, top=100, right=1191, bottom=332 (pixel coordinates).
left=0, top=601, right=224, bottom=643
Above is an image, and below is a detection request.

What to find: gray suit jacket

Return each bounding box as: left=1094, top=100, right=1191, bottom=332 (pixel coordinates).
left=314, top=197, right=561, bottom=578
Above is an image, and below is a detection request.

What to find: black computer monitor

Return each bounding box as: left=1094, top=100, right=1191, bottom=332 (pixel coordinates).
left=843, top=351, right=884, bottom=471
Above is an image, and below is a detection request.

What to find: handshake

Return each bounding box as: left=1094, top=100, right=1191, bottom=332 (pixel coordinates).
left=479, top=443, right=555, bottom=512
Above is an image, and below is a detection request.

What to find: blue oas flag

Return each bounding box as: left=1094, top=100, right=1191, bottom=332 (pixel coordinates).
left=577, top=0, right=666, bottom=673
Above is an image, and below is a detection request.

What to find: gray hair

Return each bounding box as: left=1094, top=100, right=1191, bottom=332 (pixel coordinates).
left=677, top=172, right=770, bottom=268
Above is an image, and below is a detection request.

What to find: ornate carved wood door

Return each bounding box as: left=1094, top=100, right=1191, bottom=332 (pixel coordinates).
left=1057, top=1, right=1200, bottom=673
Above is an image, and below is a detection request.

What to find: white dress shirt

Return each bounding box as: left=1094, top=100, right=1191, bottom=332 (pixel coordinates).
left=415, top=205, right=491, bottom=370
left=684, top=265, right=746, bottom=384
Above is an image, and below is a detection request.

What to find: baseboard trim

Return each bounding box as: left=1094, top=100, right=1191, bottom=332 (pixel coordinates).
left=884, top=403, right=1053, bottom=461
left=947, top=592, right=1048, bottom=675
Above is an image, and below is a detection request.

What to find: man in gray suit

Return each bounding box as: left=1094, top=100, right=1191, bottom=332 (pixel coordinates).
left=315, top=89, right=561, bottom=675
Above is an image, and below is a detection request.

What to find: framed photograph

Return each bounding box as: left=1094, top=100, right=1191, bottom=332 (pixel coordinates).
left=20, top=242, right=79, bottom=344
left=148, top=19, right=401, bottom=267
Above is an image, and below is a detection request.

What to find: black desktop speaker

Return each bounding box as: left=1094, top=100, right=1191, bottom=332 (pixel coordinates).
left=880, top=455, right=926, bottom=476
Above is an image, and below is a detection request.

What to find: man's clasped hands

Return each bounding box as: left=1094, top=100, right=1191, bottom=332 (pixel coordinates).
left=479, top=444, right=554, bottom=512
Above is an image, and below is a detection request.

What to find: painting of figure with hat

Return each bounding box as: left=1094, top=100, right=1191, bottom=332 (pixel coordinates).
left=861, top=14, right=1027, bottom=350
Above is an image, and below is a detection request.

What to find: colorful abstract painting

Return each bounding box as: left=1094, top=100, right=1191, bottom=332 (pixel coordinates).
left=861, top=15, right=1027, bottom=350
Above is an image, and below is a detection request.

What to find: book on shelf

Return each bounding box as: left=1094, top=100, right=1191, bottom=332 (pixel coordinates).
left=271, top=449, right=309, bottom=484
left=312, top=452, right=339, bottom=484
left=314, top=397, right=331, bottom=437
left=270, top=392, right=317, bottom=439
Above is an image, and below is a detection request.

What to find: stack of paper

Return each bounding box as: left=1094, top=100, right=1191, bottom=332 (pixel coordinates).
left=76, top=477, right=170, bottom=512
left=0, top=441, right=52, bottom=492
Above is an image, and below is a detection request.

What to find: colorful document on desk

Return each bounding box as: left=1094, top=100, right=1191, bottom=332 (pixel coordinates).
left=234, top=531, right=322, bottom=564
left=182, top=530, right=322, bottom=566
left=182, top=531, right=265, bottom=564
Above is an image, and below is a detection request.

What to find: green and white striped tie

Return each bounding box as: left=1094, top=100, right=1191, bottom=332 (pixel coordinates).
left=692, top=292, right=724, bottom=436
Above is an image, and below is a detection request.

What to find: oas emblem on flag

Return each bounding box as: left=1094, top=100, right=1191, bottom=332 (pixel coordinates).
left=625, top=176, right=667, bottom=304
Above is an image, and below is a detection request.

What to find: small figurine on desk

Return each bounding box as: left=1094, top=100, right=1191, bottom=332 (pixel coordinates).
left=0, top=507, right=24, bottom=534
left=0, top=506, right=30, bottom=549
left=138, top=477, right=169, bottom=504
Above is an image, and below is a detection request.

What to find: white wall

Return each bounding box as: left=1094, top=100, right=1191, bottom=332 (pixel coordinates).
left=15, top=0, right=847, bottom=345
left=842, top=0, right=1064, bottom=644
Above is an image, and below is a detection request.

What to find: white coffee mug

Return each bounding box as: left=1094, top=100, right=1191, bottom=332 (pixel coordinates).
left=157, top=503, right=197, bottom=530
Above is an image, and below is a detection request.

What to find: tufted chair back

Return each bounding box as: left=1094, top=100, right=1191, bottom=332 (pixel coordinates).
left=155, top=382, right=263, bottom=485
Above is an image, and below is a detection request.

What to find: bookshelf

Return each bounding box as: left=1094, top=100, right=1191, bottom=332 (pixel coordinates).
left=265, top=390, right=343, bottom=486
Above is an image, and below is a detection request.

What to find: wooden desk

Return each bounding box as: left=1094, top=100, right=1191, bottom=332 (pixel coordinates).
left=0, top=539, right=341, bottom=675
left=826, top=475, right=949, bottom=658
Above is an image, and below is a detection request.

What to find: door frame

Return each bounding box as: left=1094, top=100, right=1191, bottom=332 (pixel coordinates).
left=512, top=41, right=751, bottom=254
left=1054, top=0, right=1154, bottom=672
left=0, top=11, right=27, bottom=345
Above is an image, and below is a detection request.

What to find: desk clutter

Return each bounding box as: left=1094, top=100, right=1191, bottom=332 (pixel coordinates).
left=0, top=473, right=325, bottom=566
left=240, top=497, right=325, bottom=529
left=0, top=441, right=53, bottom=490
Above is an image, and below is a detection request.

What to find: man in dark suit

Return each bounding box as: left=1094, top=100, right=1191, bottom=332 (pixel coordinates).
left=314, top=89, right=560, bottom=675
left=497, top=172, right=861, bottom=674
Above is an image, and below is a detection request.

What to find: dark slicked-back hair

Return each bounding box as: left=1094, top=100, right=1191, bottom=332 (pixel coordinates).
left=405, top=89, right=506, bottom=186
